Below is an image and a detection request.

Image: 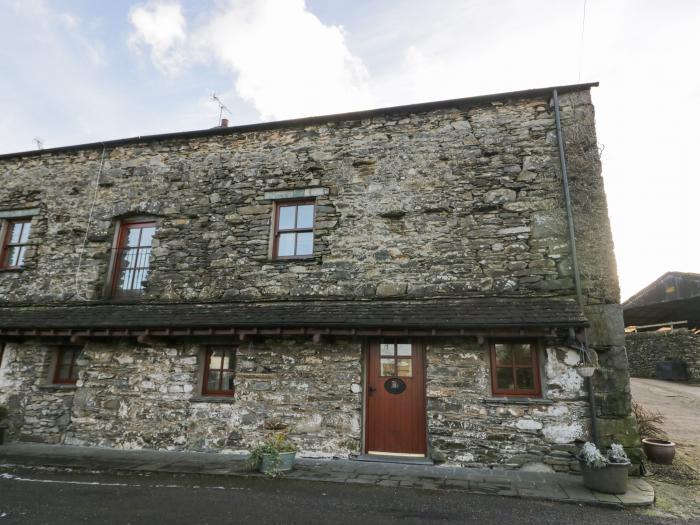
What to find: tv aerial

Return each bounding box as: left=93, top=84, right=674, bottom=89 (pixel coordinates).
left=211, top=93, right=231, bottom=126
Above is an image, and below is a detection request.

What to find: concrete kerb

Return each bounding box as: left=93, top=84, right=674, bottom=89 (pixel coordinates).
left=0, top=443, right=654, bottom=509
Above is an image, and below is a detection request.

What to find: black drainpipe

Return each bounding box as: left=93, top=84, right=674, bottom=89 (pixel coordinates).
left=552, top=89, right=599, bottom=446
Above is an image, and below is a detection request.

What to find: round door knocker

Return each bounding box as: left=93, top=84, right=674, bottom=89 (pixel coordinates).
left=384, top=377, right=406, bottom=394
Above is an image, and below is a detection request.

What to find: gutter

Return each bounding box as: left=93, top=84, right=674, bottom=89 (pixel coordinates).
left=552, top=88, right=599, bottom=446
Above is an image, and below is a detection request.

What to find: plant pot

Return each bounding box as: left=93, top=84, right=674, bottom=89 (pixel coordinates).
left=580, top=461, right=630, bottom=494
left=260, top=452, right=295, bottom=474
left=576, top=366, right=596, bottom=378
left=642, top=438, right=676, bottom=465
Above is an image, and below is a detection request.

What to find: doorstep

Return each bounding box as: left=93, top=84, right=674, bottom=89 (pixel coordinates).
left=0, top=443, right=654, bottom=509
left=351, top=453, right=434, bottom=465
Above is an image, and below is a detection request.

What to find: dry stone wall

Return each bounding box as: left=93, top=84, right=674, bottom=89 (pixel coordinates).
left=626, top=330, right=700, bottom=382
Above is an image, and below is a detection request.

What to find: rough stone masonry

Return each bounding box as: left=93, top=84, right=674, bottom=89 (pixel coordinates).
left=0, top=84, right=642, bottom=470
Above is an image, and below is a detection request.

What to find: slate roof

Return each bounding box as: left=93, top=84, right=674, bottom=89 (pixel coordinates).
left=0, top=298, right=586, bottom=331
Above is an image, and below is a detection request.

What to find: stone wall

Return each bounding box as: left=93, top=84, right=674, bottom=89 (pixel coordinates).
left=426, top=339, right=590, bottom=472
left=626, top=329, right=700, bottom=382
left=0, top=90, right=618, bottom=306
left=1, top=339, right=362, bottom=457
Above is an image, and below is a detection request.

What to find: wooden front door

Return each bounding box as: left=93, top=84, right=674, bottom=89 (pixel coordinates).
left=365, top=340, right=427, bottom=456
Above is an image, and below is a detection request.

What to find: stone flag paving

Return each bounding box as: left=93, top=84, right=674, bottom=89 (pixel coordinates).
left=0, top=443, right=654, bottom=508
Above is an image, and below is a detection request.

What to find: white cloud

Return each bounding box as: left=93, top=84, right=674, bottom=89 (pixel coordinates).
left=128, top=2, right=187, bottom=75
left=195, top=0, right=372, bottom=120
left=129, top=0, right=372, bottom=120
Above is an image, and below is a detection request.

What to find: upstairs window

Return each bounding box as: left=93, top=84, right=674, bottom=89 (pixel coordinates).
left=273, top=201, right=315, bottom=259
left=489, top=341, right=541, bottom=397
left=203, top=346, right=236, bottom=396
left=111, top=219, right=156, bottom=296
left=1, top=219, right=32, bottom=269
left=53, top=346, right=81, bottom=385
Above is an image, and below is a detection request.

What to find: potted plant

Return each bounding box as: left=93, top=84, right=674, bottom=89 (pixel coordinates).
left=247, top=432, right=297, bottom=477
left=632, top=401, right=676, bottom=465
left=0, top=405, right=8, bottom=445
left=578, top=442, right=631, bottom=494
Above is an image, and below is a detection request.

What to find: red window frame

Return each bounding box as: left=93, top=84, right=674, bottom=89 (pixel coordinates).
left=110, top=219, right=156, bottom=297
left=0, top=219, right=32, bottom=269
left=272, top=200, right=316, bottom=259
left=202, top=346, right=237, bottom=397
left=489, top=340, right=542, bottom=397
left=53, top=346, right=81, bottom=385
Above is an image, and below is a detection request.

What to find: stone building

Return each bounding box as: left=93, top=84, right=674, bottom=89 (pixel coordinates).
left=0, top=82, right=641, bottom=470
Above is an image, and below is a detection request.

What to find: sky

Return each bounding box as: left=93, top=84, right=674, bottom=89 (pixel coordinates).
left=0, top=0, right=698, bottom=301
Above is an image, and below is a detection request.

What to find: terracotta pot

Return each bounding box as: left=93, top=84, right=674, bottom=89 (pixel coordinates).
left=642, top=438, right=676, bottom=465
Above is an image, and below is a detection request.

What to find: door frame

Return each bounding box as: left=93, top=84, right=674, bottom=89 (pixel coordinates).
left=361, top=338, right=429, bottom=457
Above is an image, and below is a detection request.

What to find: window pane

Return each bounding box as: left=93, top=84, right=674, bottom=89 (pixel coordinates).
left=513, top=344, right=532, bottom=365
left=516, top=368, right=535, bottom=390
left=57, top=365, right=72, bottom=380
left=277, top=233, right=296, bottom=256
left=296, top=205, right=314, bottom=229
left=207, top=371, right=220, bottom=391
left=396, top=359, right=412, bottom=377
left=120, top=249, right=137, bottom=269
left=396, top=343, right=412, bottom=356
left=118, top=270, right=134, bottom=291
left=140, top=227, right=155, bottom=247
left=15, top=247, right=27, bottom=266
left=380, top=358, right=396, bottom=376
left=19, top=223, right=31, bottom=243
left=209, top=352, right=223, bottom=370
left=9, top=223, right=24, bottom=243
left=278, top=206, right=296, bottom=230
left=380, top=343, right=394, bottom=356
left=496, top=367, right=514, bottom=390
left=60, top=349, right=74, bottom=365
left=126, top=227, right=142, bottom=247
left=296, top=232, right=313, bottom=255
left=495, top=344, right=513, bottom=365
left=221, top=371, right=235, bottom=392
left=5, top=246, right=20, bottom=267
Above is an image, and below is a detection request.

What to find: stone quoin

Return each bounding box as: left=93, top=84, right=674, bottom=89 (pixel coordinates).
left=0, top=83, right=642, bottom=471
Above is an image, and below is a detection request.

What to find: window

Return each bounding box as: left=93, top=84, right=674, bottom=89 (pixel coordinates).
left=110, top=219, right=156, bottom=296
left=0, top=342, right=5, bottom=367
left=379, top=339, right=414, bottom=377
left=273, top=201, right=315, bottom=258
left=202, top=346, right=236, bottom=396
left=0, top=219, right=32, bottom=269
left=489, top=341, right=541, bottom=396
left=53, top=346, right=80, bottom=385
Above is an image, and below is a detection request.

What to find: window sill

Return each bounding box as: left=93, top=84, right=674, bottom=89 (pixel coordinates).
left=189, top=395, right=236, bottom=404
left=482, top=397, right=553, bottom=405
left=38, top=384, right=77, bottom=391
left=0, top=268, right=25, bottom=273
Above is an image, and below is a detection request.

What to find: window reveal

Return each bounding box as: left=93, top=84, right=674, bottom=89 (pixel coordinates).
left=489, top=342, right=541, bottom=396
left=111, top=220, right=156, bottom=296
left=1, top=219, right=32, bottom=268
left=273, top=201, right=315, bottom=258
left=203, top=346, right=237, bottom=396
left=53, top=346, right=81, bottom=385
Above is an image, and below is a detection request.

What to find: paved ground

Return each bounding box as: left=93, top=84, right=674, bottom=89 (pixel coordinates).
left=0, top=442, right=654, bottom=509
left=0, top=466, right=680, bottom=525
left=631, top=378, right=700, bottom=469
left=631, top=378, right=700, bottom=522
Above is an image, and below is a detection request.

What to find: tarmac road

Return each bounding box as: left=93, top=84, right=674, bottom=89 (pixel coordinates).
left=0, top=466, right=681, bottom=525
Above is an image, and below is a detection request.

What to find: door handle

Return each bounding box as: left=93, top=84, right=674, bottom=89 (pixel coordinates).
left=368, top=386, right=376, bottom=395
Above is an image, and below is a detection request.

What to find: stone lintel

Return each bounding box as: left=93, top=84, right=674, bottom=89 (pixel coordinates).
left=0, top=208, right=39, bottom=219
left=263, top=187, right=329, bottom=200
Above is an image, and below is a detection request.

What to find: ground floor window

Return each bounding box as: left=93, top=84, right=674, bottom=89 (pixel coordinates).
left=489, top=341, right=541, bottom=396
left=53, top=346, right=81, bottom=385
left=202, top=346, right=237, bottom=396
